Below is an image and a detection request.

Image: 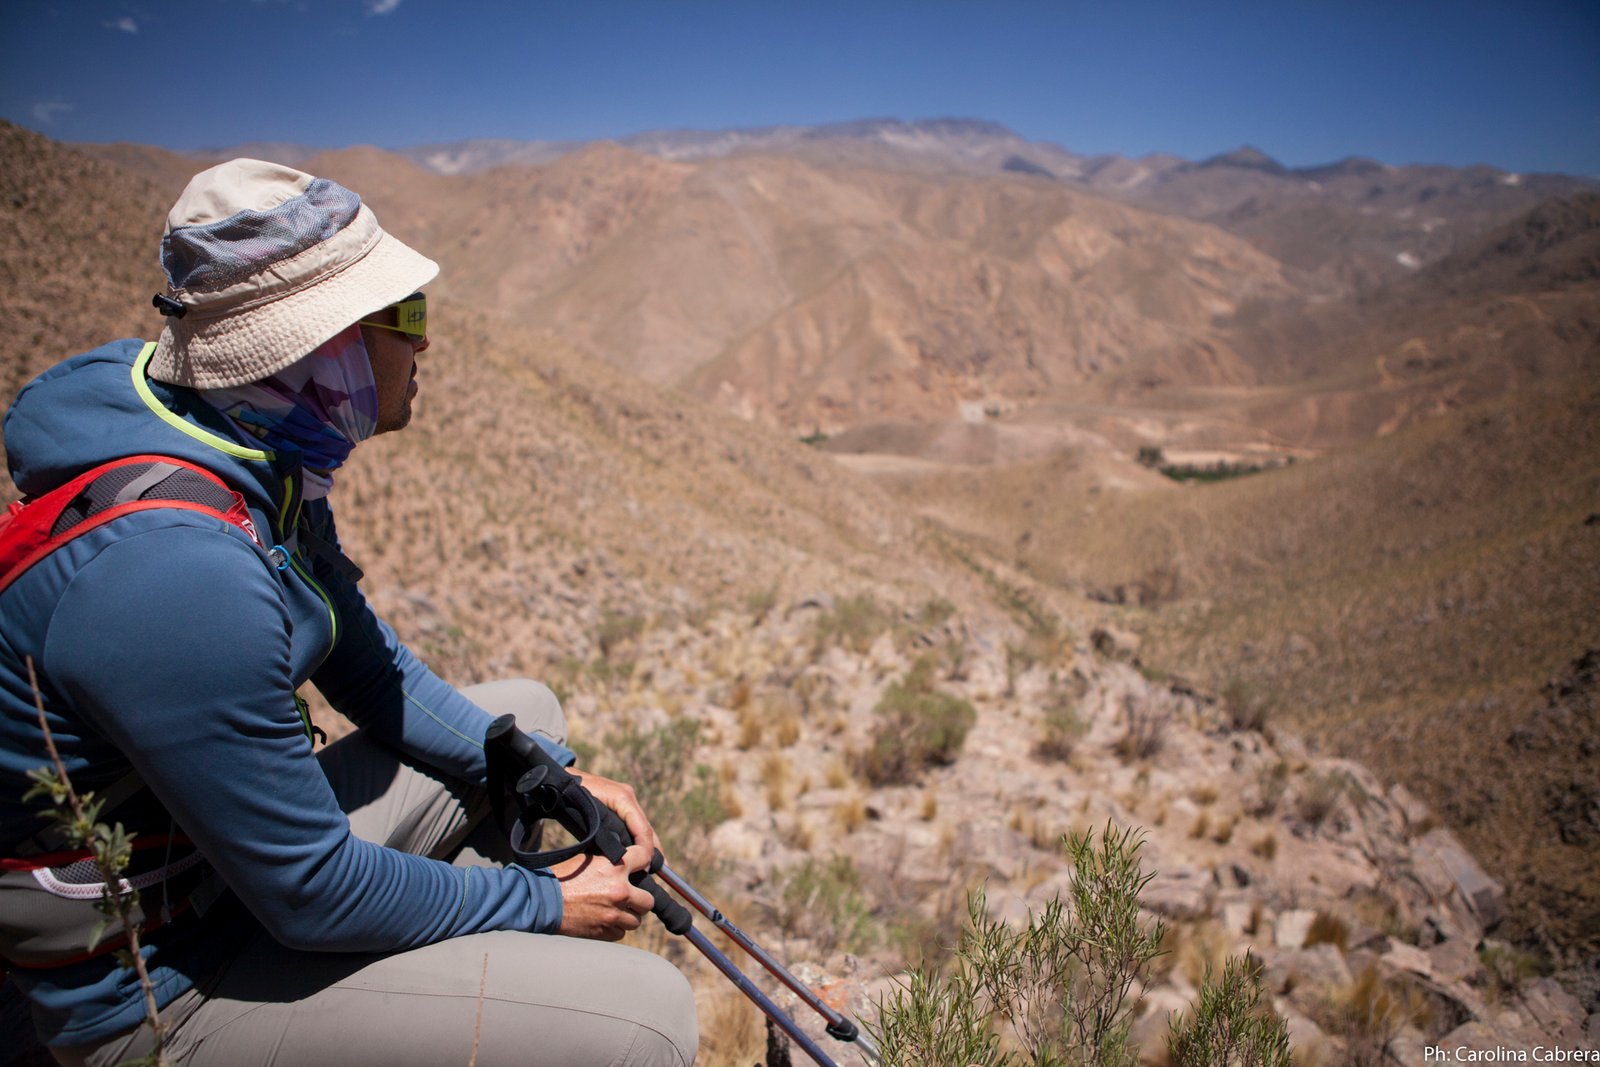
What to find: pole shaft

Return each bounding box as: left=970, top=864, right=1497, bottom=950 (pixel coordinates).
left=660, top=864, right=882, bottom=1065
left=684, top=927, right=839, bottom=1067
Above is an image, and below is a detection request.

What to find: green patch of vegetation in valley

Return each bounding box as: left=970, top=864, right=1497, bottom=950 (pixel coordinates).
left=1136, top=446, right=1287, bottom=484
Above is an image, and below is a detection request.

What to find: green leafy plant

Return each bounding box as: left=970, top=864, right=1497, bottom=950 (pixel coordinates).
left=1294, top=770, right=1353, bottom=831
left=1221, top=679, right=1271, bottom=733
left=1114, top=693, right=1168, bottom=763
left=595, top=609, right=647, bottom=659
left=873, top=967, right=1007, bottom=1067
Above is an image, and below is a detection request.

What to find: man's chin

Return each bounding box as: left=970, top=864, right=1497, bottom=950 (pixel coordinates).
left=374, top=406, right=413, bottom=435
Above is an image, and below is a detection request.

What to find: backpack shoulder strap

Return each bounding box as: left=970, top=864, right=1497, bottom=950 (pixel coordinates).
left=0, top=454, right=263, bottom=597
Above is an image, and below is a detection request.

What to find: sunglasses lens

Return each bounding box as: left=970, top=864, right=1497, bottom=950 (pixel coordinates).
left=397, top=294, right=426, bottom=339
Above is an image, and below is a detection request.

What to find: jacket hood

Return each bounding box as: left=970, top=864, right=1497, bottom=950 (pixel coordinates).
left=5, top=339, right=296, bottom=514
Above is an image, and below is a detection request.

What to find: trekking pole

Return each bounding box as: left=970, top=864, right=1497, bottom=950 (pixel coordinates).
left=484, top=716, right=875, bottom=1067
left=653, top=864, right=882, bottom=1066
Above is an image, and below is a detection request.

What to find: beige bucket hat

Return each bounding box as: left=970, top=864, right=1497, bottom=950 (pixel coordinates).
left=148, top=158, right=439, bottom=389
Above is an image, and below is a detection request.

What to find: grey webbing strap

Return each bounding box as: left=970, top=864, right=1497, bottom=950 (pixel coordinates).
left=112, top=462, right=183, bottom=506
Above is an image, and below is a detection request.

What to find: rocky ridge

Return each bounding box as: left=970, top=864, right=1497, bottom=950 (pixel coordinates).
left=355, top=532, right=1595, bottom=1060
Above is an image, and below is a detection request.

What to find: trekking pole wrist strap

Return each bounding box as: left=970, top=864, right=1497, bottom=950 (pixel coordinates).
left=507, top=788, right=602, bottom=868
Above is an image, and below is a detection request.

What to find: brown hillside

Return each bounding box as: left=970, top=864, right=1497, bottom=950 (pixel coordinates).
left=1190, top=195, right=1600, bottom=451
left=0, top=122, right=169, bottom=405
left=892, top=374, right=1600, bottom=957
left=528, top=155, right=1296, bottom=431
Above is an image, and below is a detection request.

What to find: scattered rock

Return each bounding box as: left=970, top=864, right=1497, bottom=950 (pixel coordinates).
left=1131, top=986, right=1192, bottom=1062
left=1277, top=1006, right=1334, bottom=1065
left=1275, top=909, right=1317, bottom=950
left=1427, top=937, right=1481, bottom=985
left=1415, top=827, right=1506, bottom=928
left=1388, top=782, right=1433, bottom=832
left=1380, top=938, right=1434, bottom=978
left=1142, top=867, right=1214, bottom=920
left=1389, top=1024, right=1433, bottom=1065
left=1220, top=901, right=1257, bottom=938
left=1440, top=1020, right=1524, bottom=1056
left=1523, top=978, right=1589, bottom=1043
left=1265, top=944, right=1353, bottom=999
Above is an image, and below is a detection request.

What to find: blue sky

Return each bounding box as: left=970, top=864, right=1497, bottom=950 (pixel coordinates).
left=4, top=0, right=1597, bottom=176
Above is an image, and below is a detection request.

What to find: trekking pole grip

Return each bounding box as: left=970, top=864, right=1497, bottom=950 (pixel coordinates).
left=485, top=715, right=693, bottom=935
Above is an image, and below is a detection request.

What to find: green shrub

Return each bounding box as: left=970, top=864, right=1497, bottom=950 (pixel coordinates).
left=593, top=719, right=726, bottom=881
left=771, top=855, right=875, bottom=958
left=872, top=826, right=1293, bottom=1066
left=1294, top=770, right=1353, bottom=831
left=1035, top=688, right=1088, bottom=762
left=744, top=585, right=779, bottom=622
left=1167, top=955, right=1292, bottom=1066
left=1221, top=678, right=1271, bottom=733
left=815, top=593, right=894, bottom=654
left=871, top=824, right=1165, bottom=1067
left=915, top=597, right=957, bottom=629
left=1114, top=693, right=1168, bottom=763
left=862, top=659, right=976, bottom=786
left=873, top=968, right=1006, bottom=1067
left=595, top=609, right=647, bottom=658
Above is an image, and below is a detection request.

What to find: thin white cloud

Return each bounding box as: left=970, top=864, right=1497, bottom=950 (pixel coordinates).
left=366, top=0, right=401, bottom=14
left=111, top=16, right=139, bottom=33
left=31, top=101, right=73, bottom=125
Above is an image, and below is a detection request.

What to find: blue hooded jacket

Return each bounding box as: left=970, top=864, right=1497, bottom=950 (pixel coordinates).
left=0, top=340, right=565, bottom=1046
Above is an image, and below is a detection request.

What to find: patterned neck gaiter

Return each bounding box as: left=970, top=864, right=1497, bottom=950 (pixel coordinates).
left=200, top=325, right=379, bottom=501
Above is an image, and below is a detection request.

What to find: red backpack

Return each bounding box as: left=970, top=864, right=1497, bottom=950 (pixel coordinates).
left=0, top=454, right=262, bottom=596
left=0, top=455, right=265, bottom=975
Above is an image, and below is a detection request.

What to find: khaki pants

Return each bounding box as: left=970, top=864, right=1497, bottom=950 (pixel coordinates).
left=55, top=680, right=698, bottom=1067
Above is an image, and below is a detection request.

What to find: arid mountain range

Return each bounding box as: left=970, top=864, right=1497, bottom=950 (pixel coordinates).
left=73, top=119, right=1596, bottom=450
left=3, top=116, right=1598, bottom=1058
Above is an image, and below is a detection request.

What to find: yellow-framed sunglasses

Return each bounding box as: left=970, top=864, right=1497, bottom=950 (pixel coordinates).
left=359, top=292, right=427, bottom=340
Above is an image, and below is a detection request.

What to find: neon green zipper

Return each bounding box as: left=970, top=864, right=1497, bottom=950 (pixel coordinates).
left=134, top=342, right=340, bottom=669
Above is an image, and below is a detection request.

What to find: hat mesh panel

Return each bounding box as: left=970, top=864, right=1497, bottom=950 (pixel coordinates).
left=162, top=179, right=362, bottom=292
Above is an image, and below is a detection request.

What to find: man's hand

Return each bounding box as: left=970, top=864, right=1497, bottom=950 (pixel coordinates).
left=568, top=768, right=663, bottom=862
left=551, top=844, right=655, bottom=941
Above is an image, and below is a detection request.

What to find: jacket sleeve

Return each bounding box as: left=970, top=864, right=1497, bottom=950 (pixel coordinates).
left=302, top=503, right=574, bottom=779
left=43, top=519, right=563, bottom=951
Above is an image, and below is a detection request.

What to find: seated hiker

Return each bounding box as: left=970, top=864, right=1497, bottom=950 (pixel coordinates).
left=0, top=158, right=697, bottom=1066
